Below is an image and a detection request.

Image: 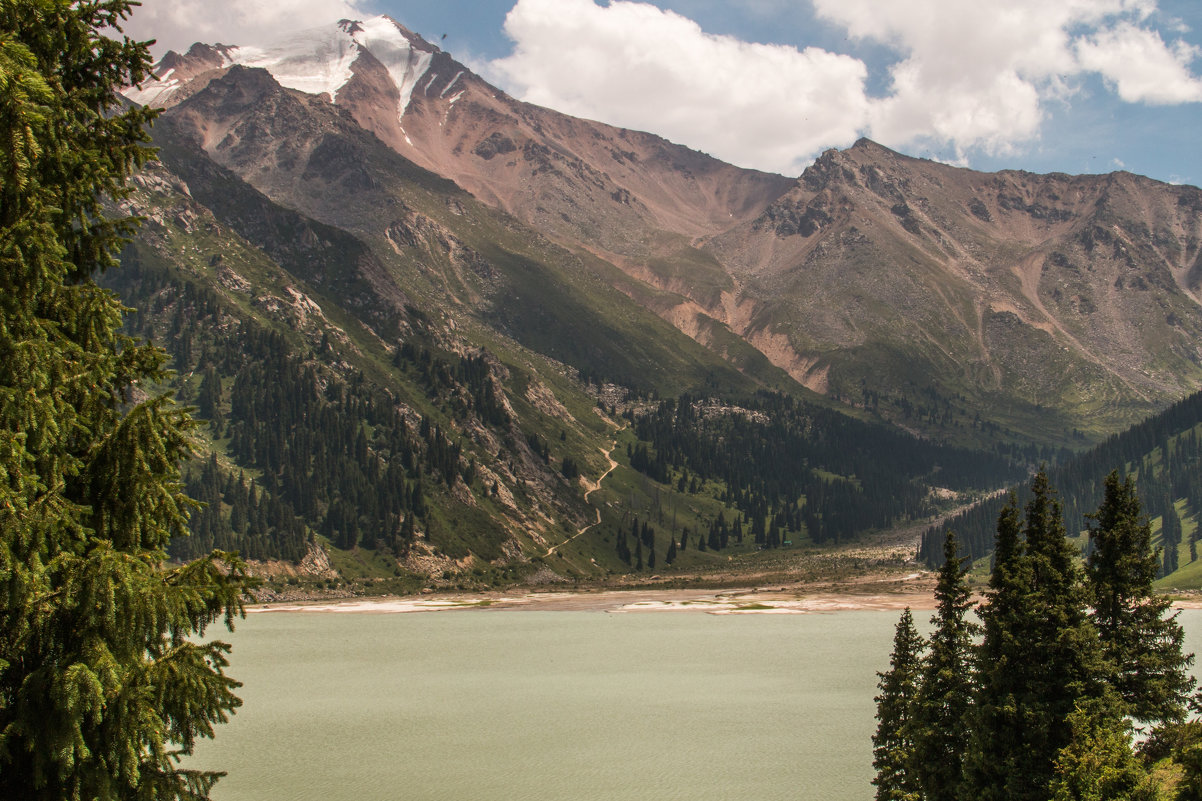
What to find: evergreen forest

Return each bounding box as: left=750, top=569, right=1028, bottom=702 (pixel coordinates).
left=879, top=473, right=1202, bottom=801
left=921, top=388, right=1202, bottom=583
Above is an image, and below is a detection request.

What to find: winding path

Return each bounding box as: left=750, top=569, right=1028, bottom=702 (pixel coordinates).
left=545, top=423, right=626, bottom=557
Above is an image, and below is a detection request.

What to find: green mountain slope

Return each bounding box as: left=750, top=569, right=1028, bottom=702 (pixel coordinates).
left=921, top=389, right=1202, bottom=587
left=105, top=70, right=814, bottom=586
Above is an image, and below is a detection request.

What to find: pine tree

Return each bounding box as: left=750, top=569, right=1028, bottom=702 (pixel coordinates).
left=1162, top=499, right=1182, bottom=577
left=962, top=496, right=1028, bottom=801
left=909, top=531, right=974, bottom=801
left=1086, top=471, right=1195, bottom=726
left=963, top=471, right=1107, bottom=801
left=0, top=2, right=249, bottom=798
left=872, top=608, right=925, bottom=801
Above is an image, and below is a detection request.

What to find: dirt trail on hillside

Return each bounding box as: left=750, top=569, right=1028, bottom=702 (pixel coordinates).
left=546, top=423, right=626, bottom=557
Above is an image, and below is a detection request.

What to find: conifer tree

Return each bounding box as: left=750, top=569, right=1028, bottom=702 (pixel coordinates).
left=909, top=531, right=974, bottom=801
left=0, top=2, right=249, bottom=798
left=962, top=471, right=1106, bottom=801
left=962, top=496, right=1028, bottom=801
left=872, top=608, right=924, bottom=801
left=1086, top=471, right=1195, bottom=726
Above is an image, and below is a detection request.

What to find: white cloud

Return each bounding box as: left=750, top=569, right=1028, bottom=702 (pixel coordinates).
left=487, top=0, right=870, bottom=175
left=486, top=0, right=1202, bottom=176
left=1076, top=23, right=1202, bottom=104
left=121, top=0, right=369, bottom=57
left=811, top=0, right=1201, bottom=161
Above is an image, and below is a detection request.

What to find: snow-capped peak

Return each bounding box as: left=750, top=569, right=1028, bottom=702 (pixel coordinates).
left=125, top=16, right=438, bottom=122
left=349, top=16, right=437, bottom=120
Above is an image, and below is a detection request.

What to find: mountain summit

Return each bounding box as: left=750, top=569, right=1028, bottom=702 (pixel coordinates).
left=127, top=16, right=439, bottom=113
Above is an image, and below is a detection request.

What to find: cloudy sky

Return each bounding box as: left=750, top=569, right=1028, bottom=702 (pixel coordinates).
left=121, top=0, right=1202, bottom=185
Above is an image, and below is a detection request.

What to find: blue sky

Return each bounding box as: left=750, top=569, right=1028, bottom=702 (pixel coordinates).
left=127, top=0, right=1202, bottom=186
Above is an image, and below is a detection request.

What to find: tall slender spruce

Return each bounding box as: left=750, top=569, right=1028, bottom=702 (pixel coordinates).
left=872, top=608, right=925, bottom=801
left=0, top=2, right=250, bottom=798
left=962, top=471, right=1106, bottom=801
left=910, top=531, right=975, bottom=801
left=962, top=496, right=1026, bottom=801
left=1086, top=470, right=1195, bottom=726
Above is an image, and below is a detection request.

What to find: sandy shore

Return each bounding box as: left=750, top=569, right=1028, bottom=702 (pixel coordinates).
left=247, top=573, right=1202, bottom=615
left=248, top=573, right=944, bottom=615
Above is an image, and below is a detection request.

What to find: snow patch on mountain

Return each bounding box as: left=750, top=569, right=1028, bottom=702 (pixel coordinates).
left=351, top=16, right=436, bottom=121
left=440, top=71, right=464, bottom=98
left=124, top=15, right=434, bottom=119
left=232, top=22, right=359, bottom=102
left=125, top=78, right=181, bottom=107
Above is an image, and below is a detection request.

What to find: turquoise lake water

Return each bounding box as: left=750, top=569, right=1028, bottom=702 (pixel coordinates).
left=189, top=607, right=1202, bottom=801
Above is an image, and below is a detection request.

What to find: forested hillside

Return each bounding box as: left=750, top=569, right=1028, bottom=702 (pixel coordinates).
left=626, top=392, right=1025, bottom=547
left=105, top=160, right=631, bottom=584
left=921, top=388, right=1202, bottom=583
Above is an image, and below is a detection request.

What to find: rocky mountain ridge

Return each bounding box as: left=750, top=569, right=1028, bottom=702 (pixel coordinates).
left=127, top=15, right=1202, bottom=447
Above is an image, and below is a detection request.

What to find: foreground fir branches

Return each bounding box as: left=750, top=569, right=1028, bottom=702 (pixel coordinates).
left=0, top=1, right=250, bottom=798
left=874, top=470, right=1200, bottom=801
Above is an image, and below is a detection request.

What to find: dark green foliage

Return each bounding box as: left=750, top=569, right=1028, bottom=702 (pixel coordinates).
left=615, top=525, right=632, bottom=565
left=220, top=326, right=435, bottom=557
left=909, top=533, right=975, bottom=801
left=631, top=392, right=1022, bottom=546
left=923, top=388, right=1202, bottom=568
left=965, top=471, right=1108, bottom=801
left=394, top=344, right=510, bottom=428
left=954, top=472, right=1157, bottom=801
left=961, top=497, right=1028, bottom=801
left=0, top=2, right=248, bottom=798
left=1049, top=699, right=1157, bottom=801
left=197, top=365, right=223, bottom=430
left=872, top=608, right=925, bottom=801
left=561, top=456, right=579, bottom=480
left=1162, top=496, right=1182, bottom=576
left=105, top=253, right=469, bottom=562
left=1086, top=471, right=1195, bottom=725
left=894, top=481, right=1192, bottom=798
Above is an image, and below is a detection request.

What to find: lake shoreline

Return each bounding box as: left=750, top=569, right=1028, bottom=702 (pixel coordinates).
left=247, top=571, right=945, bottom=614
left=246, top=570, right=1202, bottom=615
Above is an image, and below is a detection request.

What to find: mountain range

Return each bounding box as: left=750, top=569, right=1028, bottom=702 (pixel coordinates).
left=112, top=15, right=1202, bottom=586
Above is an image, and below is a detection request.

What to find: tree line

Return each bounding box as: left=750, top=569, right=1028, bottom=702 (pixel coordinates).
left=108, top=252, right=552, bottom=562
left=629, top=391, right=1025, bottom=546
left=920, top=387, right=1202, bottom=573
left=875, top=471, right=1200, bottom=801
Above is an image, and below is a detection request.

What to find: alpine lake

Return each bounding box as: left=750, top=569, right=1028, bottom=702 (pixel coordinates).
left=189, top=604, right=1202, bottom=801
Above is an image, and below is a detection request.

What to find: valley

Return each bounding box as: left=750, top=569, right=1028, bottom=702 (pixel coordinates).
left=107, top=14, right=1202, bottom=595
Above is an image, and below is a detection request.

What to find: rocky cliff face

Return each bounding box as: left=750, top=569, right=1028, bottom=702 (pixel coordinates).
left=695, top=140, right=1202, bottom=437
